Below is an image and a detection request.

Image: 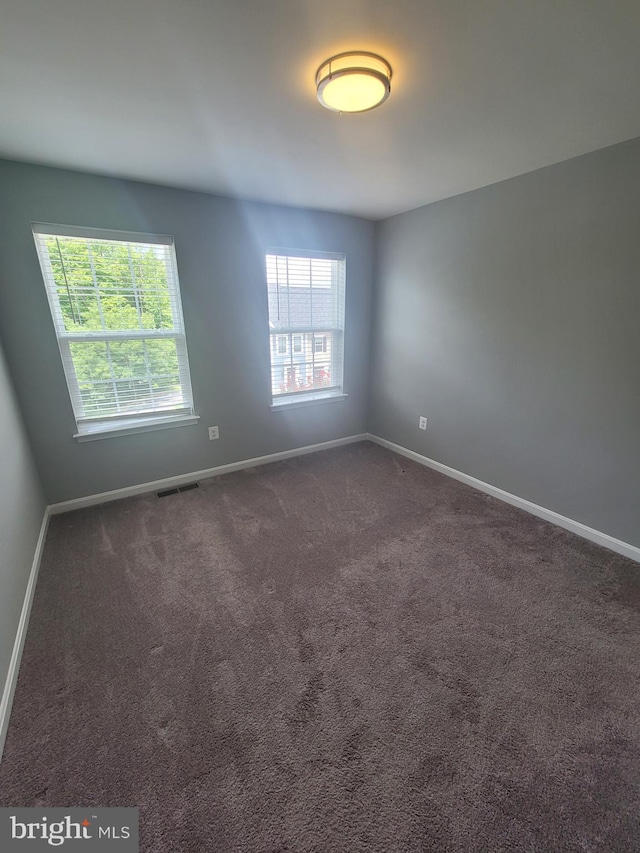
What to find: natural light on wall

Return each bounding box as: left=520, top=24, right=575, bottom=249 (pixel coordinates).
left=316, top=52, right=392, bottom=113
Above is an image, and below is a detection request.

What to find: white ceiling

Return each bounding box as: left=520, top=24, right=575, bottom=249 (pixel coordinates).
left=1, top=0, right=640, bottom=219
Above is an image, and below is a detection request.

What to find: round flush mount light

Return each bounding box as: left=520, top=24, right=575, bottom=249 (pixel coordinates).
left=316, top=51, right=392, bottom=113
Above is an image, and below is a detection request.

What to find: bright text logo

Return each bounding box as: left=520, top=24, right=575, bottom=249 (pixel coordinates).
left=1, top=809, right=138, bottom=851
left=11, top=815, right=93, bottom=846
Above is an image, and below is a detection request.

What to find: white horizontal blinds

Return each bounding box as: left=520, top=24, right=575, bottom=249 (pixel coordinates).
left=33, top=228, right=194, bottom=425
left=266, top=251, right=345, bottom=399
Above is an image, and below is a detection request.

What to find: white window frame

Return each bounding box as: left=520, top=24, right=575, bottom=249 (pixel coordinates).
left=32, top=223, right=199, bottom=441
left=266, top=248, right=347, bottom=410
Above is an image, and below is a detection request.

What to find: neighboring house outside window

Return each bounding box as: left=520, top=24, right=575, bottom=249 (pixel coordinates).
left=33, top=224, right=197, bottom=441
left=314, top=335, right=327, bottom=354
left=266, top=251, right=346, bottom=407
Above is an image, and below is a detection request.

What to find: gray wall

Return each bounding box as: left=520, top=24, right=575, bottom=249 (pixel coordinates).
left=0, top=160, right=374, bottom=503
left=370, top=137, right=640, bottom=548
left=0, top=338, right=46, bottom=715
left=2, top=140, right=638, bottom=546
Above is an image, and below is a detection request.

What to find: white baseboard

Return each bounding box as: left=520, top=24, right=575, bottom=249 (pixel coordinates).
left=49, top=433, right=370, bottom=514
left=367, top=434, right=640, bottom=564
left=0, top=508, right=51, bottom=762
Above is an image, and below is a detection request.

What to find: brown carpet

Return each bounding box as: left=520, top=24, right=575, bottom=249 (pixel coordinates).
left=1, top=441, right=639, bottom=851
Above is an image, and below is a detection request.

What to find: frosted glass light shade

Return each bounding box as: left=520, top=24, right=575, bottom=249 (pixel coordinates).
left=316, top=52, right=392, bottom=113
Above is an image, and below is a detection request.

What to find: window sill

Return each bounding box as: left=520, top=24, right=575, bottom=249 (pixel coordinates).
left=270, top=392, right=348, bottom=411
left=74, top=414, right=200, bottom=442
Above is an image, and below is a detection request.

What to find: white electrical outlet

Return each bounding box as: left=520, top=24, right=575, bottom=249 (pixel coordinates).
left=208, top=426, right=219, bottom=440
left=419, top=416, right=427, bottom=430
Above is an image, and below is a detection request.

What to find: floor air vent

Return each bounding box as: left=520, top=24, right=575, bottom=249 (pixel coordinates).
left=157, top=482, right=199, bottom=498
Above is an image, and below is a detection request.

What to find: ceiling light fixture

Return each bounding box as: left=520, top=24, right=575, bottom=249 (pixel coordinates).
left=316, top=51, right=392, bottom=114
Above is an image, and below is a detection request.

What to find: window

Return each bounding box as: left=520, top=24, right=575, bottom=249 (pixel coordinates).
left=33, top=224, right=197, bottom=440
left=266, top=250, right=346, bottom=407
